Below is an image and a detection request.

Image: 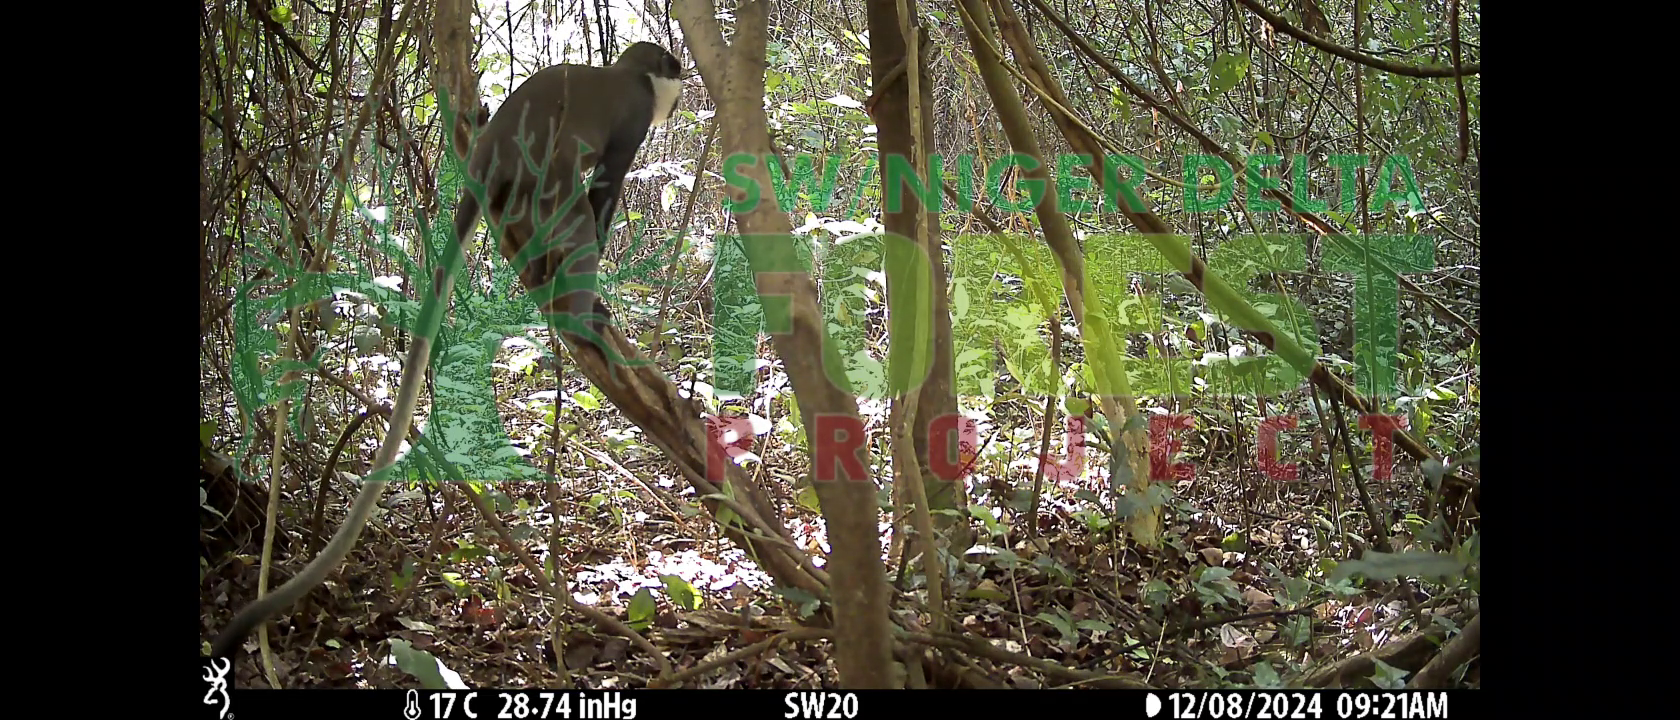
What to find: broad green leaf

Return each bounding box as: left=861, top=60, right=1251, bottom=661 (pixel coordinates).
left=628, top=588, right=657, bottom=626
left=389, top=638, right=467, bottom=689
left=1036, top=611, right=1074, bottom=640
left=1210, top=54, right=1250, bottom=95
left=968, top=504, right=1003, bottom=536
left=1368, top=658, right=1410, bottom=689
left=1076, top=619, right=1114, bottom=633
left=659, top=574, right=701, bottom=611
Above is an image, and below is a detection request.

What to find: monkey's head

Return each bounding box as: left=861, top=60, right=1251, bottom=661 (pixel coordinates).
left=616, top=42, right=682, bottom=81
left=617, top=42, right=683, bottom=127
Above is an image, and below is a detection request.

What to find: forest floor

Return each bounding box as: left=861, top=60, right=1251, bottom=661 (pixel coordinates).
left=200, top=402, right=1476, bottom=689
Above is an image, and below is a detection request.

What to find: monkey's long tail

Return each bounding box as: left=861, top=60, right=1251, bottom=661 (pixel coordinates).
left=209, top=190, right=483, bottom=660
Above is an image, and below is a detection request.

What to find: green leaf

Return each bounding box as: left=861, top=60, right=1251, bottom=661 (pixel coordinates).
left=1076, top=618, right=1114, bottom=633
left=796, top=483, right=822, bottom=512
left=1144, top=579, right=1172, bottom=607
left=968, top=504, right=1003, bottom=536
left=993, top=546, right=1023, bottom=568
left=572, top=391, right=601, bottom=411
left=628, top=588, right=657, bottom=627
left=1284, top=615, right=1312, bottom=646
left=771, top=586, right=822, bottom=618
left=1251, top=661, right=1282, bottom=688
left=1221, top=531, right=1248, bottom=551
left=391, top=558, right=417, bottom=591
left=659, top=574, right=701, bottom=611
left=389, top=638, right=467, bottom=689
left=1035, top=611, right=1075, bottom=640
left=1368, top=658, right=1410, bottom=689
left=1209, top=53, right=1250, bottom=95
left=1279, top=576, right=1312, bottom=605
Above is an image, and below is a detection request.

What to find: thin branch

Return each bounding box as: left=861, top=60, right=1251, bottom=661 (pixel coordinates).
left=1235, top=0, right=1479, bottom=78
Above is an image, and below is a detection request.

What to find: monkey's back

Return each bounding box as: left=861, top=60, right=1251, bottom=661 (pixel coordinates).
left=466, top=64, right=652, bottom=188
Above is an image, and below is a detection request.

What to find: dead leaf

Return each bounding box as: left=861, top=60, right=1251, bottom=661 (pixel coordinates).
left=1220, top=624, right=1257, bottom=649
left=1242, top=586, right=1276, bottom=611
left=1070, top=600, right=1093, bottom=620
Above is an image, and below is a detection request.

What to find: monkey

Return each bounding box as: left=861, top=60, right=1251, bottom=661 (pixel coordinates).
left=210, top=42, right=683, bottom=660
left=461, top=40, right=683, bottom=343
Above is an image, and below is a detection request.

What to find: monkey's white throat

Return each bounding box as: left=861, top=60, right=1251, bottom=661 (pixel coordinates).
left=649, top=75, right=682, bottom=127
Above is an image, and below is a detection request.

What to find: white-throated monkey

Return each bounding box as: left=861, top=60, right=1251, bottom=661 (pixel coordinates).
left=210, top=41, right=682, bottom=660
